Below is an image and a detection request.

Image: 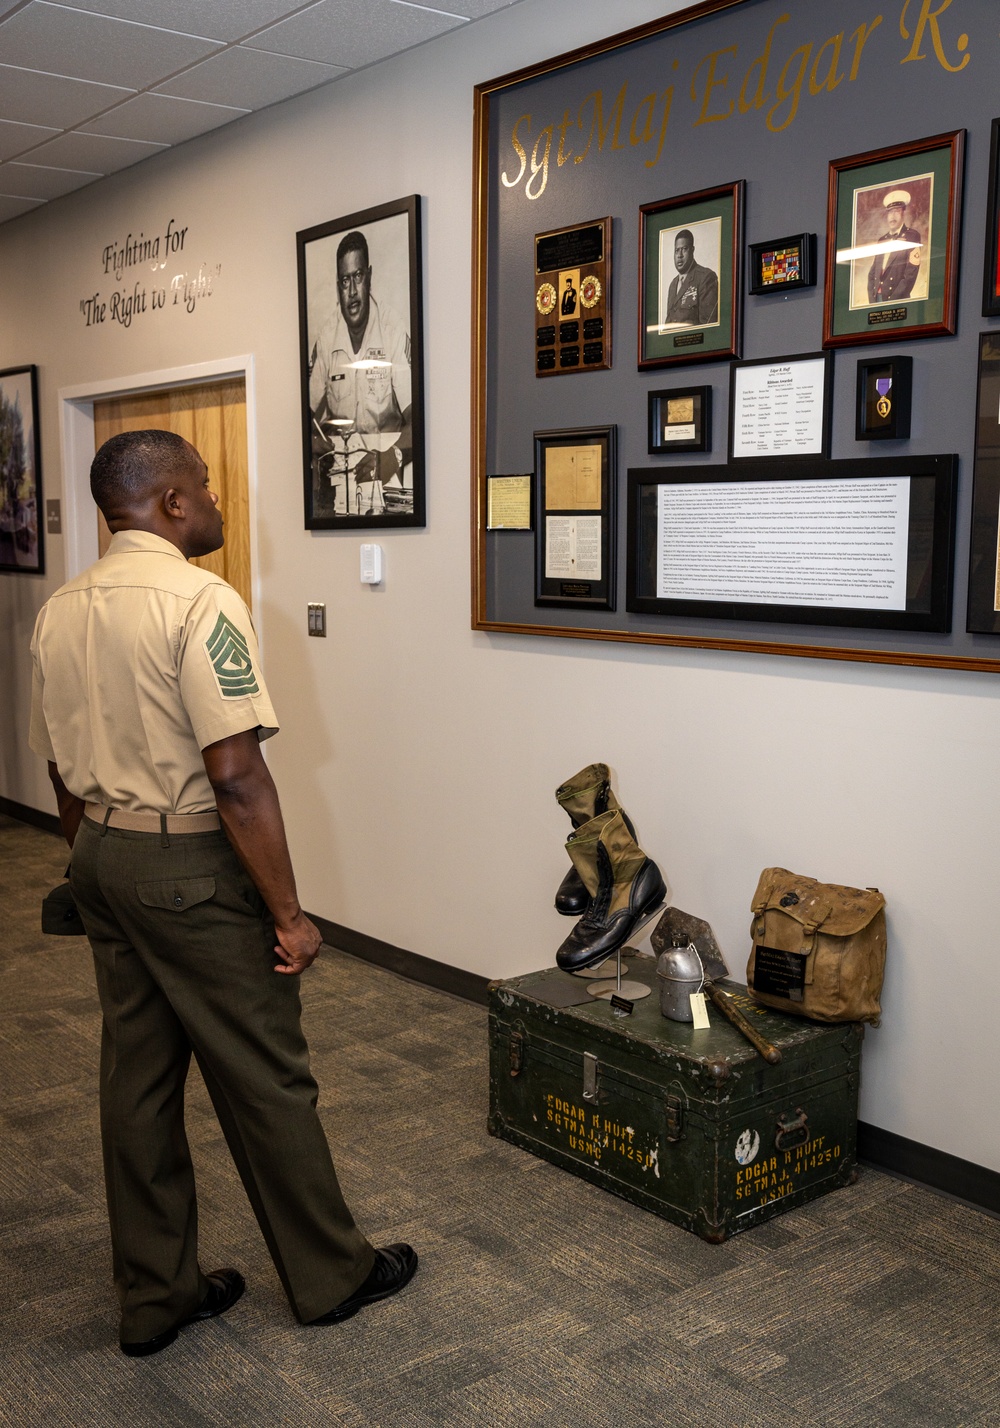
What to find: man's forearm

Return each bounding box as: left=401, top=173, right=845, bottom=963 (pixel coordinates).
left=47, top=762, right=85, bottom=849
left=212, top=759, right=302, bottom=925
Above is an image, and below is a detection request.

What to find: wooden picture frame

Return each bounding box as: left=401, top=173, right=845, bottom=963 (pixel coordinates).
left=534, top=426, right=616, bottom=610
left=0, top=363, right=43, bottom=575
left=638, top=182, right=743, bottom=370
left=298, top=194, right=425, bottom=530
left=823, top=131, right=964, bottom=348
left=748, top=233, right=815, bottom=295
left=648, top=386, right=711, bottom=454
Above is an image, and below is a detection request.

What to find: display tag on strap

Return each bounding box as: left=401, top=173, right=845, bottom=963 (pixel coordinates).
left=689, top=992, right=711, bottom=1029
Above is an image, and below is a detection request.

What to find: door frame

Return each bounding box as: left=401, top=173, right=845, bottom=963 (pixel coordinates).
left=58, top=355, right=259, bottom=608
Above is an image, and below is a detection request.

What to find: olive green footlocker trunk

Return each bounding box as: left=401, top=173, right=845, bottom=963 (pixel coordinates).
left=488, top=964, right=863, bottom=1242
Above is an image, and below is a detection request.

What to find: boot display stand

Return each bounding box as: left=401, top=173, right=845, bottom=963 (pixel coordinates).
left=584, top=900, right=665, bottom=1002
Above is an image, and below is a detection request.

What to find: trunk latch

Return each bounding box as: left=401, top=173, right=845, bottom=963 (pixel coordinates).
left=509, top=1031, right=523, bottom=1077
left=665, top=1094, right=684, bottom=1142
left=582, top=1051, right=598, bottom=1102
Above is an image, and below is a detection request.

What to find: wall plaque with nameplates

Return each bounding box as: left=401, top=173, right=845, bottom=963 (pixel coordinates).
left=534, top=217, right=612, bottom=377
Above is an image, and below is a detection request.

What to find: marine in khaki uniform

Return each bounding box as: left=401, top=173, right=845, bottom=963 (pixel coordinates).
left=29, top=429, right=417, bottom=1356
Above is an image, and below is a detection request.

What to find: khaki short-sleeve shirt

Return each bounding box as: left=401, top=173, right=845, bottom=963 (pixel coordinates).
left=29, top=530, right=278, bottom=815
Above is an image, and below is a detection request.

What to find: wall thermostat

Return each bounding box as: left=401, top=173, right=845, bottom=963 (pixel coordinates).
left=360, top=543, right=383, bottom=584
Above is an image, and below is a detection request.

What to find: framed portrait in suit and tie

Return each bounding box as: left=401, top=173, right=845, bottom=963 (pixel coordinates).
left=638, top=182, right=744, bottom=371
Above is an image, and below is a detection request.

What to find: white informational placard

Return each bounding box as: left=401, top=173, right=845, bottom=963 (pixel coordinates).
left=545, top=515, right=602, bottom=580
left=656, top=478, right=910, bottom=610
left=731, top=356, right=827, bottom=458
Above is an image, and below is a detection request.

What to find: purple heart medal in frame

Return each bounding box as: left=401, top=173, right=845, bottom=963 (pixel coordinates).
left=855, top=356, right=912, bottom=440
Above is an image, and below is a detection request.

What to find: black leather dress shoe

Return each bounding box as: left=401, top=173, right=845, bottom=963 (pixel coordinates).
left=307, top=1244, right=418, bottom=1325
left=556, top=858, right=666, bottom=972
left=119, top=1269, right=246, bottom=1358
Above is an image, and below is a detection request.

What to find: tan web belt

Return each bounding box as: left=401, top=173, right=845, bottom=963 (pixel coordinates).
left=84, top=803, right=221, bottom=834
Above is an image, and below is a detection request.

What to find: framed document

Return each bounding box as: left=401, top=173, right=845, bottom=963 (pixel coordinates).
left=966, top=334, right=1000, bottom=633
left=0, top=364, right=43, bottom=575
left=487, top=474, right=532, bottom=530
left=823, top=131, right=964, bottom=348
left=534, top=426, right=616, bottom=609
left=626, top=456, right=956, bottom=633
left=648, top=386, right=711, bottom=454
left=856, top=356, right=912, bottom=441
left=748, top=234, right=816, bottom=295
left=729, top=353, right=833, bottom=461
left=638, top=182, right=743, bottom=370
left=534, top=218, right=611, bottom=377
left=982, top=119, right=1000, bottom=317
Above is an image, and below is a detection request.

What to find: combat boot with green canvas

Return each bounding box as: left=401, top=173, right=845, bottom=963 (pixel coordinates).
left=554, top=763, right=624, bottom=916
left=555, top=810, right=666, bottom=971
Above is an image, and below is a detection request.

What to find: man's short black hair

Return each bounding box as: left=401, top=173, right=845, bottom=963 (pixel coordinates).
left=336, top=230, right=369, bottom=271
left=674, top=229, right=695, bottom=247
left=90, top=429, right=195, bottom=516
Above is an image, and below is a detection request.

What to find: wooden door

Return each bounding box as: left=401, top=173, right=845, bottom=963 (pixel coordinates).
left=92, top=378, right=251, bottom=607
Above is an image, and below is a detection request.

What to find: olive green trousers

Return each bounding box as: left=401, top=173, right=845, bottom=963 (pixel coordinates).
left=70, top=817, right=374, bottom=1340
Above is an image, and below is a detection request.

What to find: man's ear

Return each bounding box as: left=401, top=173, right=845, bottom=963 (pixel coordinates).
left=162, top=487, right=185, bottom=520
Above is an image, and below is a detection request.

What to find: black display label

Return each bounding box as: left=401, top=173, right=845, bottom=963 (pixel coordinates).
left=674, top=331, right=705, bottom=348
left=560, top=582, right=592, bottom=598
left=536, top=224, right=604, bottom=273
left=753, top=944, right=806, bottom=1001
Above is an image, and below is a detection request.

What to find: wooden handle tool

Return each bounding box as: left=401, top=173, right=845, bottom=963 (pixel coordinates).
left=705, top=983, right=782, bottom=1065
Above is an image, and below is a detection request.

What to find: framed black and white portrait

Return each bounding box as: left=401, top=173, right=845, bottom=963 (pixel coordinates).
left=0, top=364, right=43, bottom=575
left=298, top=194, right=425, bottom=530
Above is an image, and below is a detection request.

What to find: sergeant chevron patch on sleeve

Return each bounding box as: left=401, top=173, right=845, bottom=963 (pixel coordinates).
left=206, top=611, right=260, bottom=698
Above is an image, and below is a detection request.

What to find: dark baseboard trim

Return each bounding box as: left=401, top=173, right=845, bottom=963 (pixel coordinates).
left=0, top=795, right=60, bottom=838
left=310, top=915, right=491, bottom=1006
left=858, top=1121, right=1000, bottom=1216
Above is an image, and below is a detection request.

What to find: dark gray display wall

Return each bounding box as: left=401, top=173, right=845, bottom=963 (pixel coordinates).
left=472, top=0, right=1000, bottom=670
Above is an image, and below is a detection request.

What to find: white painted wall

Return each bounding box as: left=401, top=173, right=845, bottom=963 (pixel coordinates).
left=1, top=0, right=997, bottom=1172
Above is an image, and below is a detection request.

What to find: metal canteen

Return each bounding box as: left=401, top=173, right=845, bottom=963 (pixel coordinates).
left=656, top=940, right=705, bottom=1022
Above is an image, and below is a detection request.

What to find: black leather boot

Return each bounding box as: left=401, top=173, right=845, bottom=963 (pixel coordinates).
left=556, top=811, right=666, bottom=972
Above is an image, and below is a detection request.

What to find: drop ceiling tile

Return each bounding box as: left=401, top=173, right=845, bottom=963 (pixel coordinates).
left=392, top=0, right=516, bottom=16
left=0, top=64, right=133, bottom=128
left=246, top=0, right=462, bottom=69
left=82, top=92, right=248, bottom=145
left=0, top=118, right=60, bottom=161
left=21, top=130, right=167, bottom=174
left=0, top=160, right=101, bottom=199
left=52, top=0, right=317, bottom=44
left=156, top=45, right=344, bottom=109
left=0, top=2, right=222, bottom=90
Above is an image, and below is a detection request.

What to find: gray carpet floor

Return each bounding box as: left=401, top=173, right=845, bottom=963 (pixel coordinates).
left=1, top=813, right=999, bottom=1427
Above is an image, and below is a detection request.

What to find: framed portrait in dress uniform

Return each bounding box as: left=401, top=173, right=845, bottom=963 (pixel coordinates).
left=297, top=195, right=425, bottom=530
left=823, top=132, right=964, bottom=348
left=0, top=364, right=43, bottom=575
left=638, top=182, right=743, bottom=371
